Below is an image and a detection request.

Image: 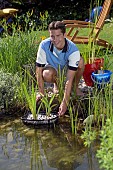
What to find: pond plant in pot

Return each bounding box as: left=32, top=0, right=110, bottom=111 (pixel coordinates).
left=21, top=80, right=58, bottom=126
left=82, top=42, right=104, bottom=87
left=36, top=93, right=58, bottom=124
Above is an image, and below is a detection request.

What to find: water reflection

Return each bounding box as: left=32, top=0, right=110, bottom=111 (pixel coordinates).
left=0, top=118, right=101, bottom=170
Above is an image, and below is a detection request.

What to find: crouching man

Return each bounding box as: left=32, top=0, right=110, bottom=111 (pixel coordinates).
left=36, top=21, right=84, bottom=116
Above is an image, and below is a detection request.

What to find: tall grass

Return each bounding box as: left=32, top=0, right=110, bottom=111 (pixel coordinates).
left=68, top=101, right=78, bottom=135
left=20, top=80, right=37, bottom=119
left=0, top=32, right=38, bottom=74
left=17, top=68, right=37, bottom=118
left=0, top=16, right=49, bottom=74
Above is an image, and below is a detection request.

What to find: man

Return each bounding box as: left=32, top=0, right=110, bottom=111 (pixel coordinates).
left=36, top=21, right=84, bottom=116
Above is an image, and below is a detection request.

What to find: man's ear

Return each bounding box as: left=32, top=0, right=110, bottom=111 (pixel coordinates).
left=64, top=32, right=66, bottom=38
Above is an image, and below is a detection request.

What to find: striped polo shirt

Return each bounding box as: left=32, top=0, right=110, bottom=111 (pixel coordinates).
left=36, top=38, right=80, bottom=71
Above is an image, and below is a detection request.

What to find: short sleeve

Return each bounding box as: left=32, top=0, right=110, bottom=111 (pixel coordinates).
left=36, top=43, right=46, bottom=65
left=68, top=51, right=80, bottom=69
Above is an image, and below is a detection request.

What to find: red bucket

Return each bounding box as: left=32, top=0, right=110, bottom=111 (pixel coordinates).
left=83, top=58, right=104, bottom=86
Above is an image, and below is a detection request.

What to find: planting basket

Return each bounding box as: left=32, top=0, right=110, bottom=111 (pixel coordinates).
left=21, top=111, right=59, bottom=127
left=91, top=70, right=112, bottom=88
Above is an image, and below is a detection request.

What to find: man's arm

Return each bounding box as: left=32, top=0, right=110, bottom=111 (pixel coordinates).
left=58, top=69, right=76, bottom=116
left=36, top=66, right=44, bottom=100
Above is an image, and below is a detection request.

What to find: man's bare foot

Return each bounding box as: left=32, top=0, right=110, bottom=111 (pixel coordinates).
left=76, top=88, right=84, bottom=96
left=53, top=83, right=59, bottom=94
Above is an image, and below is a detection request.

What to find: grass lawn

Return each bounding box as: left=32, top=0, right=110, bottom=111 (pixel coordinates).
left=74, top=22, right=113, bottom=51
left=64, top=22, right=113, bottom=71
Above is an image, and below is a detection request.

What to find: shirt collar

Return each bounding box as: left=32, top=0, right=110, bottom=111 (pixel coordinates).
left=49, top=38, right=68, bottom=53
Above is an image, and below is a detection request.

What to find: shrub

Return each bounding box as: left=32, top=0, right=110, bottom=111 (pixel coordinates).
left=96, top=118, right=113, bottom=170
left=0, top=69, right=20, bottom=109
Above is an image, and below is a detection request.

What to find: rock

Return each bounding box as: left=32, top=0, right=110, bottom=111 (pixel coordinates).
left=83, top=115, right=94, bottom=126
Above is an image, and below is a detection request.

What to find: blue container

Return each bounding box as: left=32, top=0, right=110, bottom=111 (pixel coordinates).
left=91, top=70, right=112, bottom=88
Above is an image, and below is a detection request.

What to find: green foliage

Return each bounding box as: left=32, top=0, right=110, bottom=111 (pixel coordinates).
left=38, top=93, right=57, bottom=116
left=81, top=129, right=97, bottom=147
left=21, top=81, right=37, bottom=119
left=39, top=11, right=50, bottom=30
left=0, top=69, right=20, bottom=109
left=69, top=107, right=78, bottom=135
left=57, top=66, right=66, bottom=103
left=96, top=119, right=113, bottom=170
left=0, top=32, right=38, bottom=73
left=8, top=0, right=92, bottom=21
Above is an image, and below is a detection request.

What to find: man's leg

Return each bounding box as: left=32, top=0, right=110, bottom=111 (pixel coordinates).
left=75, top=56, right=85, bottom=96
left=43, top=66, right=58, bottom=93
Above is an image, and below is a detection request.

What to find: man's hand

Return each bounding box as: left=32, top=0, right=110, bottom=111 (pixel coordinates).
left=58, top=69, right=75, bottom=116
left=58, top=100, right=67, bottom=116
left=36, top=93, right=44, bottom=102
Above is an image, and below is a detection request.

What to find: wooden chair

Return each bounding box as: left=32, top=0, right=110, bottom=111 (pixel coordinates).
left=0, top=8, right=18, bottom=17
left=63, top=0, right=113, bottom=50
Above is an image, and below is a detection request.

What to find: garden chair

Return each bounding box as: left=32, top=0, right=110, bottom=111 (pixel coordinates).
left=63, top=0, right=113, bottom=50
left=0, top=8, right=18, bottom=17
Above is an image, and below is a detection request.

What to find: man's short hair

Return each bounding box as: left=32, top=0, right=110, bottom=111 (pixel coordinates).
left=48, top=21, right=66, bottom=34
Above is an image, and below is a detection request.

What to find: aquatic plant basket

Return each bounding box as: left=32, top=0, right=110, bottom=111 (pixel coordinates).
left=21, top=111, right=59, bottom=127
left=91, top=70, right=112, bottom=88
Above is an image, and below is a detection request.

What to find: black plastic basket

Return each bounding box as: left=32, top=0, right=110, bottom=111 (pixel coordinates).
left=21, top=111, right=59, bottom=127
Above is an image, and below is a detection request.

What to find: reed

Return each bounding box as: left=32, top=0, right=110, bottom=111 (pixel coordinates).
left=0, top=32, right=38, bottom=74
left=57, top=66, right=66, bottom=103
left=68, top=100, right=78, bottom=135
left=20, top=76, right=37, bottom=119
left=37, top=93, right=57, bottom=116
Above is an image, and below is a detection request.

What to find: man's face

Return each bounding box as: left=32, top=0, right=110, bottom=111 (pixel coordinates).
left=49, top=29, right=66, bottom=50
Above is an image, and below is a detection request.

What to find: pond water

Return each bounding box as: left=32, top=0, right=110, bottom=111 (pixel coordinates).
left=0, top=115, right=102, bottom=170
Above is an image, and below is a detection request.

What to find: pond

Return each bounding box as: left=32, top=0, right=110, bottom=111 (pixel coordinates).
left=0, top=115, right=102, bottom=170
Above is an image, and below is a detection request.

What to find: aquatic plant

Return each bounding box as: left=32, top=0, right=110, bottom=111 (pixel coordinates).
left=57, top=66, right=66, bottom=103
left=37, top=93, right=57, bottom=116
left=68, top=100, right=78, bottom=135
left=21, top=81, right=37, bottom=119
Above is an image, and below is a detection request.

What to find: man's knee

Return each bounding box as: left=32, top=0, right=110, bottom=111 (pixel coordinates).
left=43, top=67, right=57, bottom=82
left=79, top=56, right=84, bottom=69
